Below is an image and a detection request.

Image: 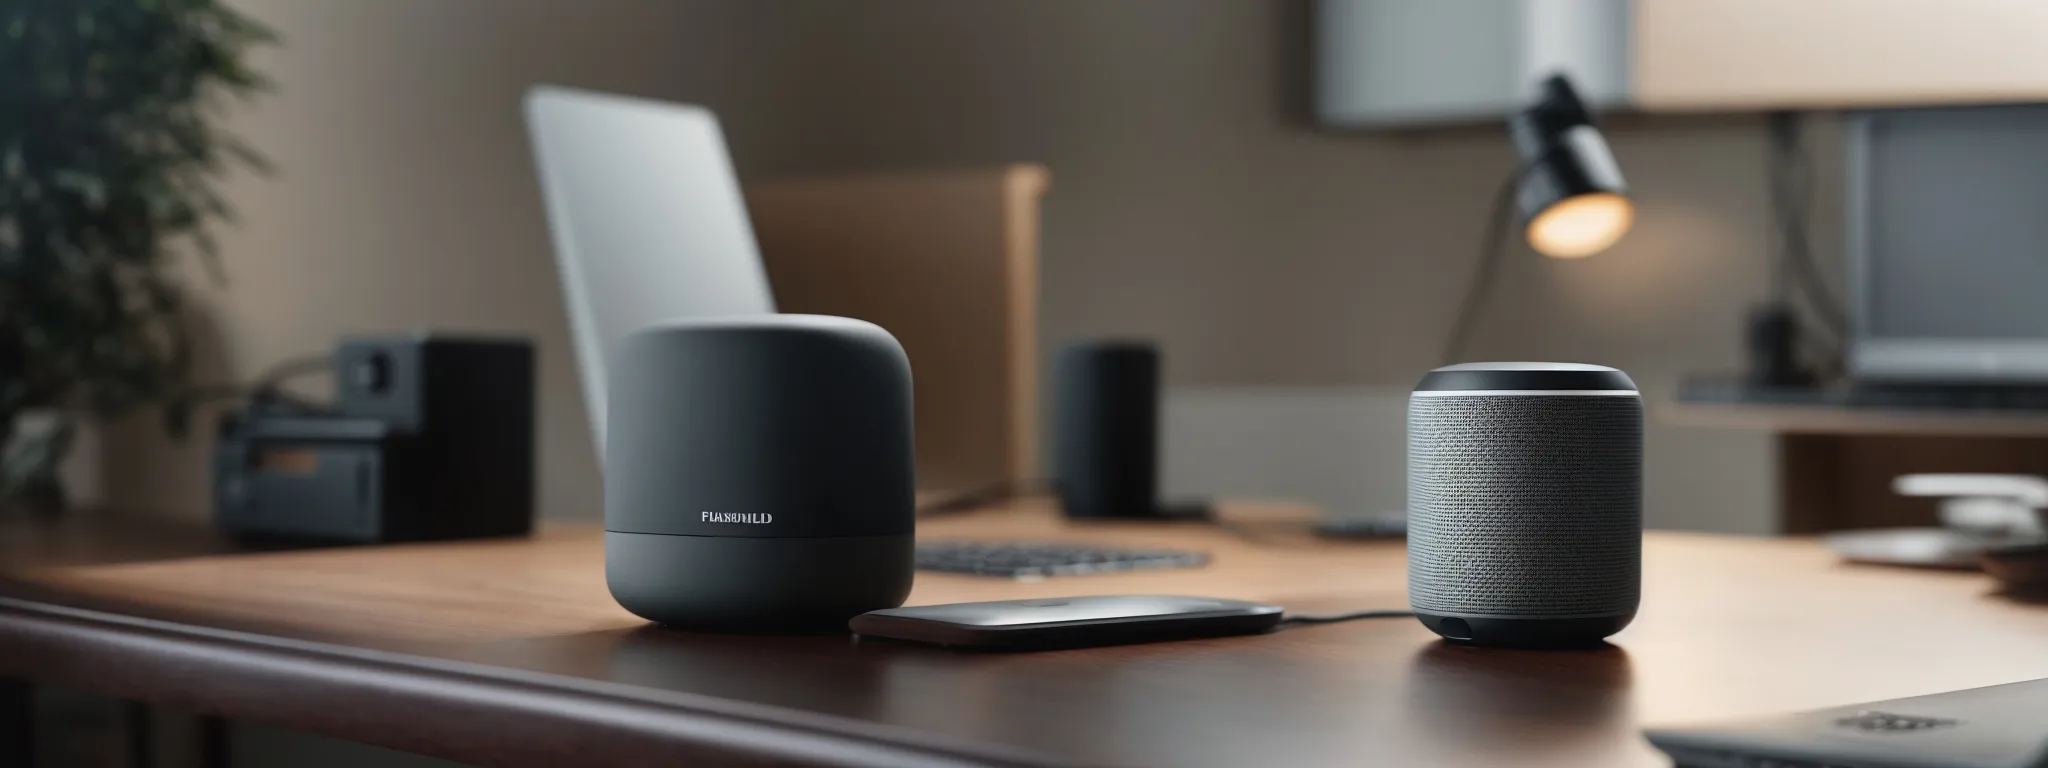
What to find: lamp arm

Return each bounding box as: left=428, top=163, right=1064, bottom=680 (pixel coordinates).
left=1440, top=164, right=1534, bottom=367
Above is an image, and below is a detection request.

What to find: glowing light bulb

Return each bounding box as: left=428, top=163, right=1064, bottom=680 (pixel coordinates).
left=1525, top=192, right=1633, bottom=259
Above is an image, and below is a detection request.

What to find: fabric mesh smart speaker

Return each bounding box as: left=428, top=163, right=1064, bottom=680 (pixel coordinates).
left=605, top=315, right=915, bottom=630
left=1406, top=362, right=1642, bottom=647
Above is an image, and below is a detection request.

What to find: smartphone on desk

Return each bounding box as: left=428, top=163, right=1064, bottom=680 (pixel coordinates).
left=850, top=595, right=1284, bottom=651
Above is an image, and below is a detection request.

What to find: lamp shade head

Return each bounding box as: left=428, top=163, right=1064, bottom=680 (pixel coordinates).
left=1527, top=191, right=1634, bottom=259
left=1508, top=75, right=1632, bottom=258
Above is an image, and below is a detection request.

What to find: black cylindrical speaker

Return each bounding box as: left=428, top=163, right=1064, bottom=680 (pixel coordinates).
left=1052, top=341, right=1161, bottom=519
left=1407, top=362, right=1642, bottom=647
left=1745, top=303, right=1811, bottom=387
left=605, top=315, right=916, bottom=630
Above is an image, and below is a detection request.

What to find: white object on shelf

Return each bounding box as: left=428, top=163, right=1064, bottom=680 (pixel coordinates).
left=1315, top=0, right=2048, bottom=127
left=1315, top=0, right=1627, bottom=127
left=1893, top=473, right=2048, bottom=536
left=1824, top=528, right=2006, bottom=570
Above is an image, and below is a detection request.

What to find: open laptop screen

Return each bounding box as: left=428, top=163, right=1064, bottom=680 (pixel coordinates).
left=524, top=86, right=776, bottom=460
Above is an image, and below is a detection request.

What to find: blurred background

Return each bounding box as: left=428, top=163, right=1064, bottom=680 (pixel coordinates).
left=18, top=0, right=2048, bottom=764
left=68, top=0, right=1821, bottom=535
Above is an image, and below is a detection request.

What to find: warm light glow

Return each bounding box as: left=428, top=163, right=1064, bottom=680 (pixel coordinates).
left=1525, top=192, right=1634, bottom=259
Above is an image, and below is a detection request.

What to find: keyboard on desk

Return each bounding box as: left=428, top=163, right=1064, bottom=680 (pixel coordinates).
left=915, top=541, right=1209, bottom=580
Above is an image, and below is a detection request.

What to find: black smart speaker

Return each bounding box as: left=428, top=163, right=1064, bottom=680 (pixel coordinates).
left=333, top=334, right=537, bottom=540
left=604, top=315, right=916, bottom=630
left=1407, top=362, right=1643, bottom=648
left=215, top=334, right=535, bottom=543
left=1052, top=341, right=1163, bottom=519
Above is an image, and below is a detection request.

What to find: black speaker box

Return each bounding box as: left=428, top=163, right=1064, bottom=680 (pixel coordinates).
left=216, top=334, right=534, bottom=543
left=1052, top=341, right=1163, bottom=519
left=334, top=334, right=535, bottom=540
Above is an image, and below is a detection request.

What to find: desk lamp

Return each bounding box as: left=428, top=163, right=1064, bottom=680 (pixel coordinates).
left=1443, top=74, right=1632, bottom=363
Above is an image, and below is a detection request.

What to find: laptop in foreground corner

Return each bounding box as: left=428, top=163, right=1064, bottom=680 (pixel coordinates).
left=1645, top=678, right=2048, bottom=768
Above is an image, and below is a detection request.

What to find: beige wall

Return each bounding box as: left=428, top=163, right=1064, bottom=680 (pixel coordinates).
left=98, top=0, right=810, bottom=520
left=101, top=0, right=1830, bottom=533
left=764, top=1, right=1829, bottom=532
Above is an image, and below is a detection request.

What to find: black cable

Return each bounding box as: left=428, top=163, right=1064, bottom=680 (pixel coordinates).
left=1278, top=609, right=1414, bottom=627
left=251, top=355, right=332, bottom=391
left=1767, top=112, right=1848, bottom=366
left=1767, top=116, right=1812, bottom=320
left=173, top=383, right=261, bottom=407
left=1774, top=115, right=1834, bottom=326
left=171, top=353, right=334, bottom=414
left=1766, top=115, right=1796, bottom=306
left=1441, top=166, right=1532, bottom=367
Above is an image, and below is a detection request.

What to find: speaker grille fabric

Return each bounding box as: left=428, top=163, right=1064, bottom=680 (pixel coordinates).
left=1407, top=394, right=1642, bottom=618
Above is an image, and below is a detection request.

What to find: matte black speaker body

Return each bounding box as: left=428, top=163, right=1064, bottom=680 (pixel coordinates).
left=1407, top=362, right=1642, bottom=647
left=1052, top=341, right=1162, bottom=519
left=216, top=334, right=534, bottom=544
left=1745, top=303, right=1812, bottom=387
left=604, top=315, right=916, bottom=630
left=334, top=334, right=536, bottom=540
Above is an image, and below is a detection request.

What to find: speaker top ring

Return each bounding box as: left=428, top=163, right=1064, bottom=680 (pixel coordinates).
left=1415, top=362, right=1637, bottom=394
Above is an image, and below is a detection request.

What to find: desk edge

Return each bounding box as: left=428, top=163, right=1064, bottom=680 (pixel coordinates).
left=0, top=595, right=1070, bottom=768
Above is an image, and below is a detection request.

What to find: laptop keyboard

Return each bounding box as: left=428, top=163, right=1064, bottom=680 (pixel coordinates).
left=915, top=541, right=1210, bottom=579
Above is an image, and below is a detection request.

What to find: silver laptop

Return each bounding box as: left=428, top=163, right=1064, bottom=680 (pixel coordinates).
left=1645, top=678, right=2048, bottom=768
left=524, top=86, right=776, bottom=461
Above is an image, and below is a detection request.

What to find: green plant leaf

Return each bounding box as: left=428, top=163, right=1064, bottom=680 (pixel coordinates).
left=0, top=0, right=275, bottom=509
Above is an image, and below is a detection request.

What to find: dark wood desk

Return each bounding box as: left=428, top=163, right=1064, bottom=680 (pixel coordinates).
left=2, top=503, right=2047, bottom=767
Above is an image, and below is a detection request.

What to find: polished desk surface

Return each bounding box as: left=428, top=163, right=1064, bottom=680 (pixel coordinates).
left=2, top=503, right=2047, bottom=767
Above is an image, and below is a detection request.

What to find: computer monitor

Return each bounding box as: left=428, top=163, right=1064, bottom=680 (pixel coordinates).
left=524, top=86, right=776, bottom=460
left=1848, top=104, right=2048, bottom=384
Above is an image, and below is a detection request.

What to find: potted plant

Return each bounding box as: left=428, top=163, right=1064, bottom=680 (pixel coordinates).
left=0, top=0, right=274, bottom=511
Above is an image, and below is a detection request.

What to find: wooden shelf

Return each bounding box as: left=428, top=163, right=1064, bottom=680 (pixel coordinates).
left=1659, top=400, right=2048, bottom=437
